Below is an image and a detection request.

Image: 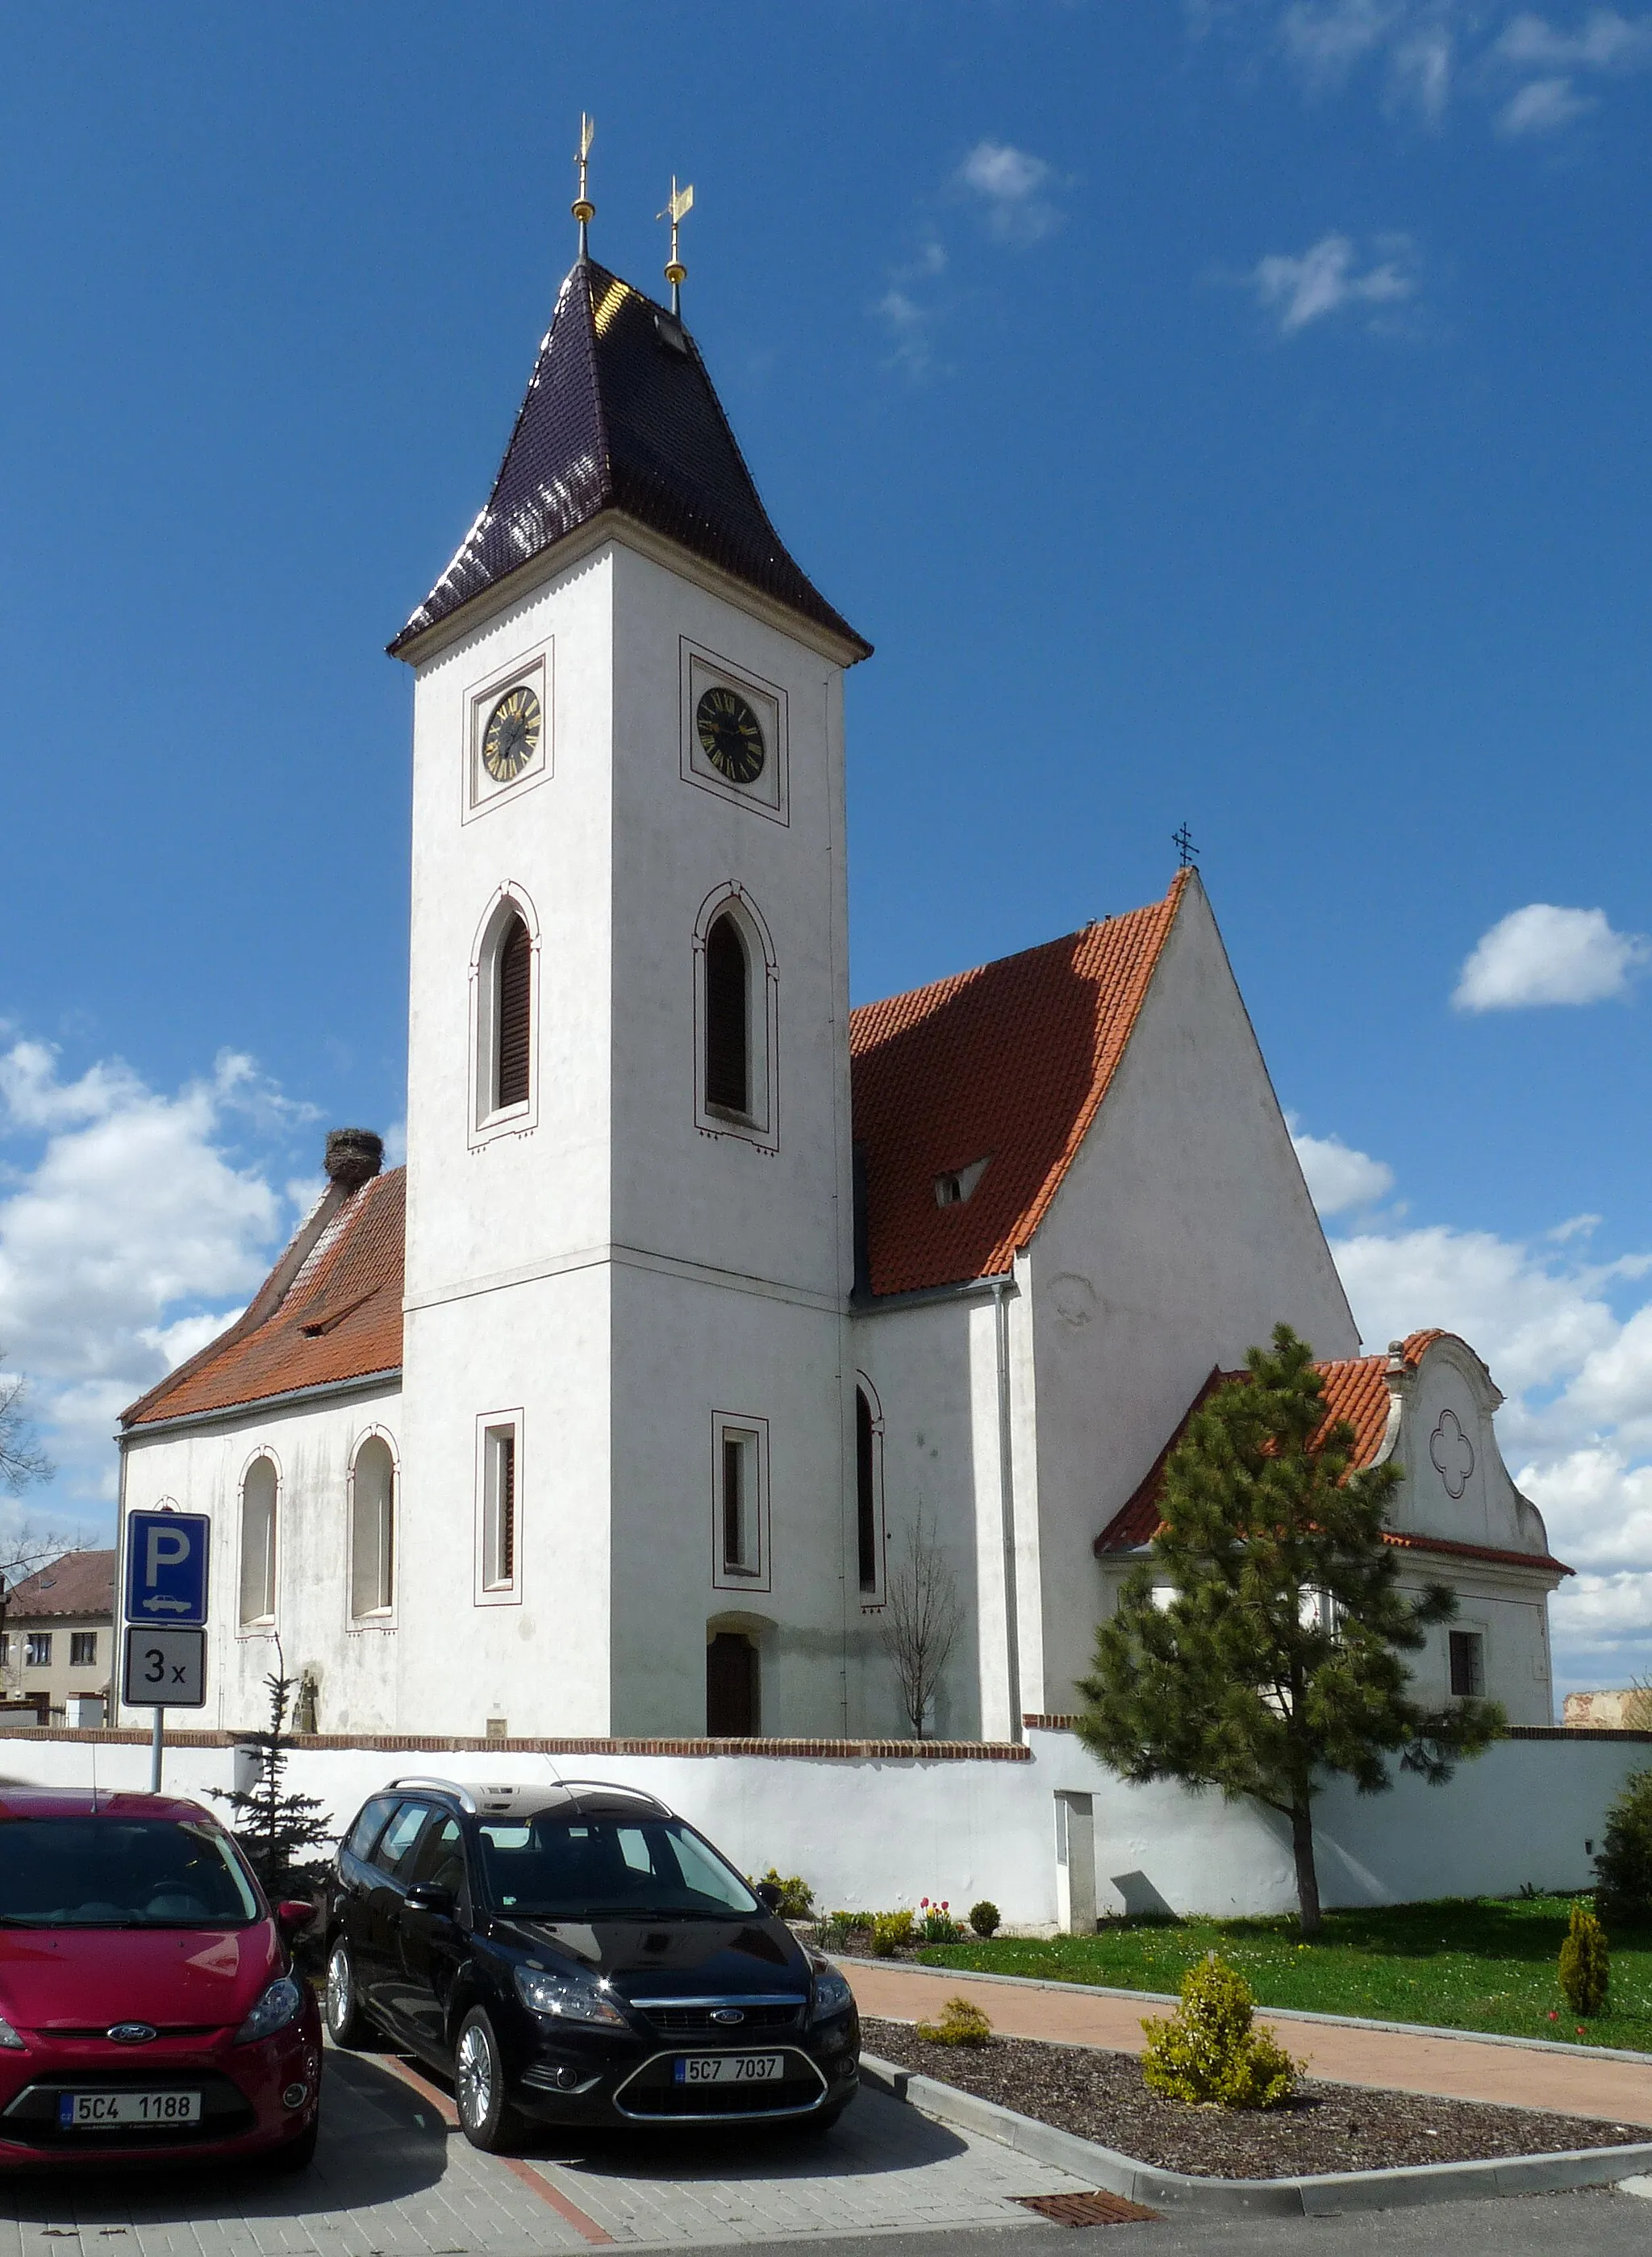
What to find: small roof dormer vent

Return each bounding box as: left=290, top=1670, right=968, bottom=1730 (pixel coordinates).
left=935, top=1156, right=991, bottom=1209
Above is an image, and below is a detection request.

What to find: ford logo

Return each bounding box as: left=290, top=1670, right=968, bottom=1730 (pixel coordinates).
left=108, top=2023, right=156, bottom=2045
left=710, top=2009, right=745, bottom=2025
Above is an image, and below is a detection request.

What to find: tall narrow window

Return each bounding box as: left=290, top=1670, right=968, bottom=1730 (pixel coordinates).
left=706, top=1631, right=760, bottom=1736
left=495, top=915, right=532, bottom=1110
left=856, top=1389, right=878, bottom=1593
left=721, top=1429, right=757, bottom=1574
left=239, top=1455, right=277, bottom=1625
left=1449, top=1629, right=1485, bottom=1697
left=704, top=913, right=749, bottom=1115
left=351, top=1436, right=396, bottom=1620
left=483, top=1425, right=517, bottom=1591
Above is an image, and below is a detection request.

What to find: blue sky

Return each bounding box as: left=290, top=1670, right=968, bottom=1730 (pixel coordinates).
left=1, top=2, right=1649, bottom=1696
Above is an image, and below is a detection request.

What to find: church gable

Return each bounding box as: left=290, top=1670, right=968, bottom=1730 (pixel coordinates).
left=848, top=873, right=1188, bottom=1297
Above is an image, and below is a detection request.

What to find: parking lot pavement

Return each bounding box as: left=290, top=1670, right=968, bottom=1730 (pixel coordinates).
left=0, top=2046, right=1089, bottom=2255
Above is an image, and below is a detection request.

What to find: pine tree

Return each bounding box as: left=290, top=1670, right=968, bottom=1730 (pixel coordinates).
left=1076, top=1325, right=1504, bottom=1933
left=211, top=1643, right=335, bottom=1900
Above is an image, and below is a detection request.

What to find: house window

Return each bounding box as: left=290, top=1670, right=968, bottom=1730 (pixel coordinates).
left=24, top=1633, right=51, bottom=1670
left=350, top=1435, right=396, bottom=1620
left=706, top=1630, right=760, bottom=1736
left=478, top=1418, right=521, bottom=1597
left=0, top=1634, right=8, bottom=1667
left=855, top=1380, right=886, bottom=1599
left=69, top=1632, right=98, bottom=1669
left=704, top=913, right=749, bottom=1116
left=494, top=915, right=532, bottom=1110
left=239, top=1454, right=278, bottom=1626
left=1449, top=1629, right=1485, bottom=1698
left=712, top=1412, right=770, bottom=1590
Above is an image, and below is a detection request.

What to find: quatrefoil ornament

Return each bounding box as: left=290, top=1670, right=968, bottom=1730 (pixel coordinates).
left=1429, top=1407, right=1475, bottom=1500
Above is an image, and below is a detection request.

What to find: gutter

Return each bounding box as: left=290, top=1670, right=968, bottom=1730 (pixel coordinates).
left=119, top=1367, right=402, bottom=1442
left=991, top=1275, right=1023, bottom=1745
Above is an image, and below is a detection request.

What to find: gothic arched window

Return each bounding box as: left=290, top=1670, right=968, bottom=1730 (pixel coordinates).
left=350, top=1434, right=396, bottom=1620
left=239, top=1455, right=278, bottom=1626
left=704, top=912, right=749, bottom=1116
left=494, top=913, right=532, bottom=1111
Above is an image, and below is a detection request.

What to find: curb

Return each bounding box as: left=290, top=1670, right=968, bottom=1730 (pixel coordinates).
left=857, top=2053, right=1652, bottom=2216
left=842, top=1954, right=1652, bottom=2066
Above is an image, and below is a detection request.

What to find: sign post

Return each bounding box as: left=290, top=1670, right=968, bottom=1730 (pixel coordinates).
left=123, top=1510, right=210, bottom=1791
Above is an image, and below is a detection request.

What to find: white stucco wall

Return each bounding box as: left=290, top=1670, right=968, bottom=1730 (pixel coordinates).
left=14, top=1727, right=1646, bottom=1926
left=1026, top=878, right=1359, bottom=1717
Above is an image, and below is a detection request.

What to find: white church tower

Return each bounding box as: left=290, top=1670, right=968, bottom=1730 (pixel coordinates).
left=389, top=251, right=874, bottom=1738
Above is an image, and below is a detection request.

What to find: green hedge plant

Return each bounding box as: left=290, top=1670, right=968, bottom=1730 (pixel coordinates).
left=969, top=1899, right=1000, bottom=1938
left=1140, top=1952, right=1299, bottom=2109
left=1558, top=1903, right=1609, bottom=2017
left=1594, top=1769, right=1652, bottom=1927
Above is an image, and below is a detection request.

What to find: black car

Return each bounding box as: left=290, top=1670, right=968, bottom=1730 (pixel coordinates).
left=323, top=1775, right=859, bottom=2149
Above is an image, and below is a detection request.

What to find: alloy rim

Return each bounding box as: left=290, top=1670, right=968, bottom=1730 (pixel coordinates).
left=326, top=1947, right=352, bottom=2032
left=457, top=2024, right=493, bottom=2126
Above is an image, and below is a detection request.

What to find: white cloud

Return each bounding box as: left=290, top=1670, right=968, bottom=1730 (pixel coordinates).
left=1281, top=0, right=1404, bottom=83
left=1496, top=8, right=1652, bottom=67
left=875, top=241, right=948, bottom=375
left=957, top=140, right=1062, bottom=245
left=1291, top=1128, right=1396, bottom=1213
left=1497, top=72, right=1595, bottom=127
left=1452, top=903, right=1651, bottom=1009
left=1249, top=232, right=1417, bottom=332
left=0, top=1038, right=318, bottom=1533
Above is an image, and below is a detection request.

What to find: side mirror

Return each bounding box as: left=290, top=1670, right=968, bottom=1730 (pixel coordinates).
left=404, top=1881, right=456, bottom=1916
left=275, top=1900, right=317, bottom=1941
left=754, top=1881, right=784, bottom=1914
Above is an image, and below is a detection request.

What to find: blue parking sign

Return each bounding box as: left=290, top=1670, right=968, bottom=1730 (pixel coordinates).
left=124, top=1510, right=211, bottom=1628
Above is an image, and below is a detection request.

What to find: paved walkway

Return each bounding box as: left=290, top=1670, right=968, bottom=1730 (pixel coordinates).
left=0, top=2046, right=1087, bottom=2255
left=845, top=1959, right=1652, bottom=2127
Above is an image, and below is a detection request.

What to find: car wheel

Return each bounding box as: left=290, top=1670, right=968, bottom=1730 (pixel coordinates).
left=454, top=2007, right=526, bottom=2153
left=324, top=1939, right=372, bottom=2048
left=267, top=2115, right=319, bottom=2172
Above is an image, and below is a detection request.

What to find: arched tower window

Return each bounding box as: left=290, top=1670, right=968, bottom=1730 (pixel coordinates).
left=495, top=913, right=532, bottom=1110
left=704, top=912, right=749, bottom=1116
left=239, top=1455, right=278, bottom=1627
left=350, top=1435, right=396, bottom=1620
left=855, top=1377, right=886, bottom=1601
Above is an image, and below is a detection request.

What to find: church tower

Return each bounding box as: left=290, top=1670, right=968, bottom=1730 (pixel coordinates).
left=389, top=249, right=872, bottom=1738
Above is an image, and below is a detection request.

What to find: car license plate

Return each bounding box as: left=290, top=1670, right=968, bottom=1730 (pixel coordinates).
left=673, top=2052, right=786, bottom=2086
left=57, top=2091, right=202, bottom=2129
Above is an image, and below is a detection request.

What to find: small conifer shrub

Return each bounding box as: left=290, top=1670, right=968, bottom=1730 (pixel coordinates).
left=1558, top=1902, right=1610, bottom=2017
left=970, top=1899, right=1001, bottom=1938
left=757, top=1868, right=816, bottom=1918
left=916, top=1996, right=993, bottom=2046
left=1140, top=1952, right=1299, bottom=2109
left=870, top=1909, right=916, bottom=1957
left=1593, top=1769, right=1652, bottom=1927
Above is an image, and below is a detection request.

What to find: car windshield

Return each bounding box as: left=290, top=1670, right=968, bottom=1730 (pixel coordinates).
left=0, top=1817, right=261, bottom=1927
left=474, top=1814, right=761, bottom=1920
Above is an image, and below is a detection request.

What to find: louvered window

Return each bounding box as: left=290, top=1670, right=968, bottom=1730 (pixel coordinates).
left=484, top=1426, right=516, bottom=1590
left=495, top=916, right=532, bottom=1109
left=704, top=914, right=749, bottom=1114
left=856, top=1389, right=878, bottom=1592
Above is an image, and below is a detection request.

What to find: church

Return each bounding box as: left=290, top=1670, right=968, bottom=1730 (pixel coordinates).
left=115, top=240, right=1568, bottom=1745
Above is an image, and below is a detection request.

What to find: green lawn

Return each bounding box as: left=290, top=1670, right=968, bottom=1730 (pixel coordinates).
left=916, top=1896, right=1652, bottom=2054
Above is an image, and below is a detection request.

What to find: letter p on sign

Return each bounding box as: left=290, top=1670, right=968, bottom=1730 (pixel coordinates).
left=145, top=1526, right=190, bottom=1584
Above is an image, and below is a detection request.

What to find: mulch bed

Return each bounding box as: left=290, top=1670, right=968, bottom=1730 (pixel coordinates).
left=862, top=2017, right=1649, bottom=2180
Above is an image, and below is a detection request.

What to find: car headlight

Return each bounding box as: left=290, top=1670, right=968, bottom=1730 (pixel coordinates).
left=809, top=1963, right=854, bottom=2018
left=235, top=1975, right=303, bottom=2045
left=0, top=2013, right=23, bottom=2050
left=513, top=1965, right=628, bottom=2028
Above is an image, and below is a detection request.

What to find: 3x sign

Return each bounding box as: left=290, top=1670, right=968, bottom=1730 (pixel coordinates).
left=120, top=1626, right=206, bottom=1710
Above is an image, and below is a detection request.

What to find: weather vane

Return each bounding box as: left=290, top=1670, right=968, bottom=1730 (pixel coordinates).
left=1172, top=821, right=1200, bottom=870
left=572, top=114, right=595, bottom=259
left=658, top=176, right=695, bottom=316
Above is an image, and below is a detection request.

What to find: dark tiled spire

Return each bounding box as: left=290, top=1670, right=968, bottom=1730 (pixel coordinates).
left=390, top=261, right=869, bottom=659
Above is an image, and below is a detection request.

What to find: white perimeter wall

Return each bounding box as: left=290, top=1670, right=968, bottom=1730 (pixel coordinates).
left=18, top=1727, right=1646, bottom=1928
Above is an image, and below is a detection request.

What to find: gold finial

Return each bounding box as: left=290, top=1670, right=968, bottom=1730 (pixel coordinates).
left=572, top=114, right=596, bottom=257
left=657, top=176, right=695, bottom=315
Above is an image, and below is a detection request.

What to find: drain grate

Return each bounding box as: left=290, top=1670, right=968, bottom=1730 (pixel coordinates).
left=1013, top=2190, right=1162, bottom=2226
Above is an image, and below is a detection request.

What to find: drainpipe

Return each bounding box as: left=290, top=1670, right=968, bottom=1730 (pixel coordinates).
left=990, top=1275, right=1023, bottom=1743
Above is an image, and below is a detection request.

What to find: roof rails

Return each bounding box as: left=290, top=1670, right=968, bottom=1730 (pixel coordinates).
left=384, top=1775, right=674, bottom=1819
left=386, top=1775, right=479, bottom=1813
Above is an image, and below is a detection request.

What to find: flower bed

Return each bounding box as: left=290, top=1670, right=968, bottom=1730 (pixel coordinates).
left=861, top=2017, right=1649, bottom=2180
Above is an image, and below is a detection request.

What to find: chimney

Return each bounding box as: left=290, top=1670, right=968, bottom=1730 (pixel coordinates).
left=324, top=1128, right=384, bottom=1194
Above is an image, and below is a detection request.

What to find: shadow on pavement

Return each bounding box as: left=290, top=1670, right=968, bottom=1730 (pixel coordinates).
left=515, top=2086, right=974, bottom=2183
left=0, top=2050, right=451, bottom=2222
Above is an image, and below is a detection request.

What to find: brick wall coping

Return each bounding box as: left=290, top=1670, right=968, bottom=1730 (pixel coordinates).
left=0, top=1729, right=1032, bottom=1761
left=1021, top=1714, right=1652, bottom=1745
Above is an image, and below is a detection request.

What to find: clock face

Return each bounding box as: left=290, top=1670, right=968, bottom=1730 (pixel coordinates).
left=482, top=685, right=541, bottom=782
left=696, top=685, right=766, bottom=785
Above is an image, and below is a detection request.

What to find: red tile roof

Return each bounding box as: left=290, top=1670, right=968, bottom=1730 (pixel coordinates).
left=123, top=1170, right=404, bottom=1429
left=4, top=1550, right=115, bottom=1619
left=849, top=874, right=1190, bottom=1297
left=1095, top=1333, right=1570, bottom=1575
